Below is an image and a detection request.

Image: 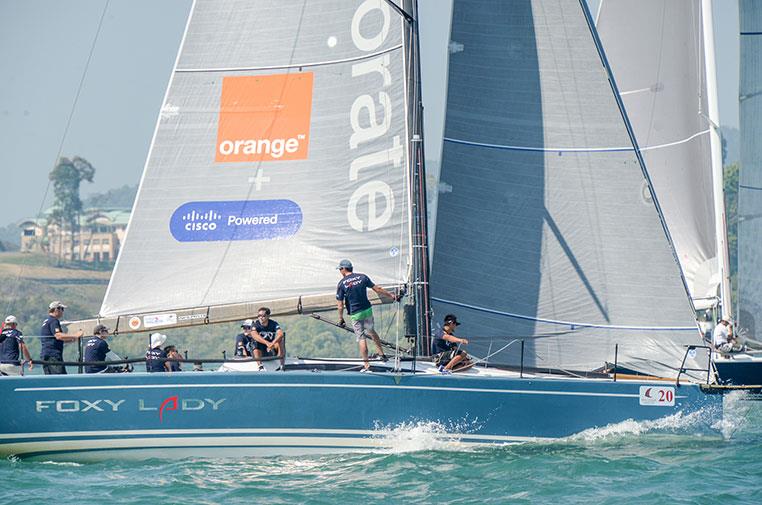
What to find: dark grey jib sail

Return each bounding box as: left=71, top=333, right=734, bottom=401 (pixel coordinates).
left=430, top=0, right=704, bottom=378
left=738, top=1, right=762, bottom=342
left=93, top=0, right=415, bottom=333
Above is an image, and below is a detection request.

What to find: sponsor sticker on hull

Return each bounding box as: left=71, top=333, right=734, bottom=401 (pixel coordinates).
left=170, top=200, right=302, bottom=242
left=639, top=386, right=675, bottom=406
left=215, top=73, right=314, bottom=163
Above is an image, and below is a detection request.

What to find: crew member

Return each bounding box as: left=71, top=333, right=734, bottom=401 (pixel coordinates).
left=146, top=333, right=170, bottom=372
left=164, top=345, right=182, bottom=372
left=431, top=314, right=470, bottom=374
left=713, top=318, right=737, bottom=354
left=234, top=319, right=254, bottom=358
left=335, top=259, right=399, bottom=372
left=84, top=324, right=116, bottom=373
left=252, top=307, right=286, bottom=371
left=0, top=315, right=33, bottom=376
left=40, top=301, right=83, bottom=375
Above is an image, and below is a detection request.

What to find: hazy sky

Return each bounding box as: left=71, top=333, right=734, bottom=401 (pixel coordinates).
left=0, top=0, right=740, bottom=225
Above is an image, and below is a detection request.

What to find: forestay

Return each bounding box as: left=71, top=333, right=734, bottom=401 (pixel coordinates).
left=596, top=0, right=727, bottom=312
left=430, top=0, right=705, bottom=378
left=99, top=0, right=413, bottom=327
left=738, top=1, right=762, bottom=341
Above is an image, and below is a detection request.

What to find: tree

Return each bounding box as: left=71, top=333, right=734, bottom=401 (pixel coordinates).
left=48, top=156, right=95, bottom=262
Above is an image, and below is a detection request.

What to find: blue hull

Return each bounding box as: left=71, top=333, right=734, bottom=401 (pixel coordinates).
left=0, top=371, right=722, bottom=460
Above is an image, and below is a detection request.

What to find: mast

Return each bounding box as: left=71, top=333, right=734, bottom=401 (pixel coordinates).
left=702, top=0, right=733, bottom=319
left=393, top=0, right=432, bottom=361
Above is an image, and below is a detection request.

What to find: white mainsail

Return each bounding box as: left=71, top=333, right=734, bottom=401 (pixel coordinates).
left=596, top=0, right=730, bottom=313
left=429, top=0, right=705, bottom=378
left=738, top=0, right=762, bottom=340
left=99, top=0, right=414, bottom=328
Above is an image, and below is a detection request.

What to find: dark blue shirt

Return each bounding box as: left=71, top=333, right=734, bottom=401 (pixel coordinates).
left=145, top=347, right=167, bottom=373
left=84, top=337, right=110, bottom=373
left=234, top=333, right=252, bottom=357
left=40, top=316, right=64, bottom=358
left=336, top=273, right=375, bottom=315
left=431, top=328, right=456, bottom=355
left=0, top=328, right=24, bottom=365
left=254, top=320, right=281, bottom=341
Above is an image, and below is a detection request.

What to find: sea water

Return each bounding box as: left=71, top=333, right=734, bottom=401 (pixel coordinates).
left=2, top=393, right=761, bottom=504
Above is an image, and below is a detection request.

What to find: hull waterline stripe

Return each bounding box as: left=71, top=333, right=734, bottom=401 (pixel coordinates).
left=0, top=429, right=543, bottom=443
left=431, top=297, right=697, bottom=331
left=12, top=382, right=653, bottom=398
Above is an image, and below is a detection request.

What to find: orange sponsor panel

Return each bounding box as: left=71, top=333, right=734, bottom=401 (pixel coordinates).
left=215, top=72, right=314, bottom=162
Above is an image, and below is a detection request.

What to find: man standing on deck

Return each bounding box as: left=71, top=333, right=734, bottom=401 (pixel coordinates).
left=0, top=316, right=33, bottom=376
left=336, top=259, right=399, bottom=372
left=40, top=301, right=83, bottom=375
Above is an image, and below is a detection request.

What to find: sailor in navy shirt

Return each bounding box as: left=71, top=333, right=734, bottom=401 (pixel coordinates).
left=431, top=314, right=470, bottom=374
left=335, top=259, right=399, bottom=371
left=252, top=307, right=286, bottom=371
left=0, top=315, right=33, bottom=376
left=234, top=319, right=254, bottom=358
left=145, top=333, right=170, bottom=373
left=40, top=301, right=84, bottom=375
left=84, top=324, right=112, bottom=373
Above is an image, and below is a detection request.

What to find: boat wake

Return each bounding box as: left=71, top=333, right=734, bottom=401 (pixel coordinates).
left=371, top=420, right=480, bottom=454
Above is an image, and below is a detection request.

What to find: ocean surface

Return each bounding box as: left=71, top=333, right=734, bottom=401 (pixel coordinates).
left=2, top=392, right=761, bottom=505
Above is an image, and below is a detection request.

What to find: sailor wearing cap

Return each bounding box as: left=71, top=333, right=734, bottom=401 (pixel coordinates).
left=431, top=314, right=470, bottom=374
left=145, top=333, right=170, bottom=373
left=0, top=316, right=33, bottom=376
left=335, top=259, right=400, bottom=371
left=40, top=301, right=84, bottom=375
left=84, top=324, right=112, bottom=374
left=713, top=318, right=738, bottom=354
left=234, top=319, right=254, bottom=358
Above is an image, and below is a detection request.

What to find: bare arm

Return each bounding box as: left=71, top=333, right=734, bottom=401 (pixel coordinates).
left=372, top=285, right=398, bottom=301
left=251, top=329, right=270, bottom=346
left=20, top=342, right=33, bottom=369
left=443, top=334, right=468, bottom=345
left=271, top=328, right=284, bottom=345
left=55, top=328, right=84, bottom=342
left=337, top=300, right=345, bottom=324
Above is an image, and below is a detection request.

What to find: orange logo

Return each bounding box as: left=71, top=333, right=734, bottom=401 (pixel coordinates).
left=215, top=73, right=314, bottom=162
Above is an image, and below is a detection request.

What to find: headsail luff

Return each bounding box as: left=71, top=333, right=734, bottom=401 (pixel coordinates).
left=738, top=1, right=762, bottom=340
left=429, top=0, right=705, bottom=378
left=97, top=1, right=414, bottom=327
left=597, top=0, right=729, bottom=313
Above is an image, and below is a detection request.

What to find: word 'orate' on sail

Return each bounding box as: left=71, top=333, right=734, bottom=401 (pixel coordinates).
left=94, top=0, right=414, bottom=331
left=596, top=0, right=730, bottom=314
left=429, top=0, right=706, bottom=379
left=738, top=1, right=762, bottom=341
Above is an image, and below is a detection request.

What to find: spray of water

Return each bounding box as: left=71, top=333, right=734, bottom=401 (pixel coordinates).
left=371, top=419, right=482, bottom=454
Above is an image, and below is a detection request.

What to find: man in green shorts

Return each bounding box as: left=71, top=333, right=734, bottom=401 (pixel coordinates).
left=336, top=259, right=399, bottom=371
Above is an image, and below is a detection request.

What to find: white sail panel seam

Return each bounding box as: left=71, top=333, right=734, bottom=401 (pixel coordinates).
left=443, top=129, right=709, bottom=154
left=175, top=44, right=403, bottom=73
left=432, top=297, right=696, bottom=331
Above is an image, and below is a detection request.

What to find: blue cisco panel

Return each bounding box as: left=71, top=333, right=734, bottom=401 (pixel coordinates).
left=170, top=200, right=302, bottom=242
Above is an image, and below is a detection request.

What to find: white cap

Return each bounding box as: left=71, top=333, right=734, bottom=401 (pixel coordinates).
left=4, top=315, right=17, bottom=324
left=150, top=333, right=167, bottom=349
left=48, top=301, right=67, bottom=310
left=241, top=319, right=254, bottom=328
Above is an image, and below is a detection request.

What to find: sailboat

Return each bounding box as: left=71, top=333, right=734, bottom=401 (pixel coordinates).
left=0, top=0, right=725, bottom=461
left=598, top=0, right=762, bottom=386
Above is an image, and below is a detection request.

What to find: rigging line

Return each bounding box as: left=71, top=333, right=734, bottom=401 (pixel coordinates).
left=740, top=32, right=762, bottom=36
left=4, top=0, right=111, bottom=317
left=443, top=129, right=709, bottom=154
left=739, top=184, right=762, bottom=191
left=431, top=296, right=697, bottom=331
left=175, top=44, right=403, bottom=73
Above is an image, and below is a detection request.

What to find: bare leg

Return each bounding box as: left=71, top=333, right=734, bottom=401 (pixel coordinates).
left=253, top=349, right=263, bottom=368
left=367, top=329, right=385, bottom=357
left=358, top=338, right=370, bottom=369
left=275, top=340, right=286, bottom=367
left=445, top=353, right=465, bottom=371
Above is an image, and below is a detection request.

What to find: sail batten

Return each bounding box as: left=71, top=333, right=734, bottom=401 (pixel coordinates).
left=102, top=0, right=414, bottom=319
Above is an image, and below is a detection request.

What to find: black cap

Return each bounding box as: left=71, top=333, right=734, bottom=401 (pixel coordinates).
left=444, top=314, right=459, bottom=326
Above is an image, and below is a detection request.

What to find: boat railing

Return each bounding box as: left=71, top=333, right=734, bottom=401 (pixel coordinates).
left=676, top=345, right=713, bottom=386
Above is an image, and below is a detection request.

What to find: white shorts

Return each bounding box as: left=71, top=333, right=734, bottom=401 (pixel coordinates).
left=0, top=363, right=21, bottom=376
